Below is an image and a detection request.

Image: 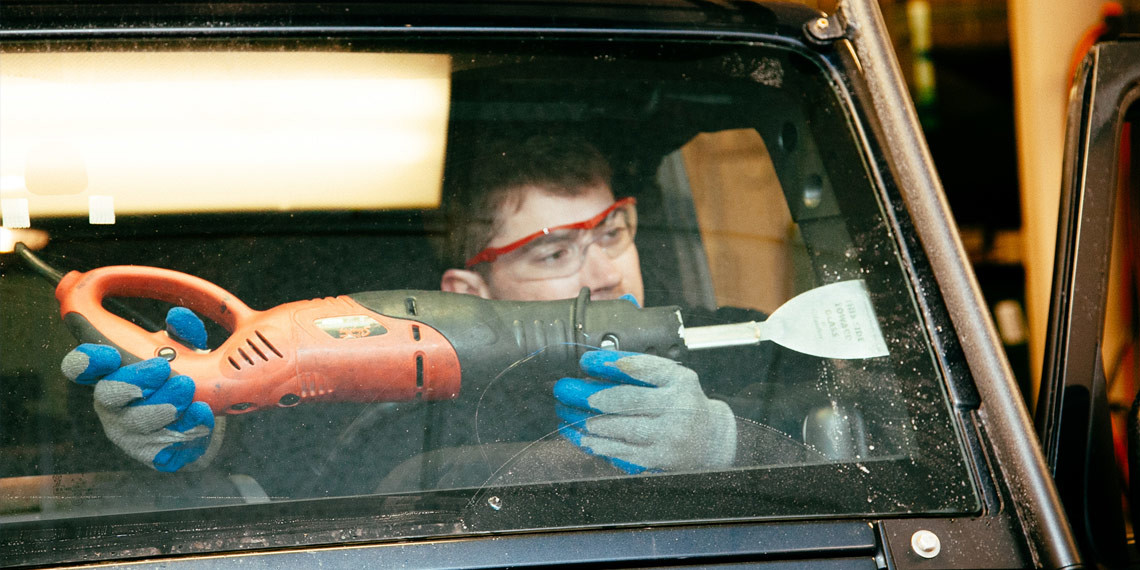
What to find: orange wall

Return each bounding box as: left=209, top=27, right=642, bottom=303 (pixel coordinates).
left=1009, top=0, right=1102, bottom=404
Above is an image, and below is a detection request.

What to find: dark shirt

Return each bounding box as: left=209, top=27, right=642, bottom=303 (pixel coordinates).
left=218, top=305, right=825, bottom=497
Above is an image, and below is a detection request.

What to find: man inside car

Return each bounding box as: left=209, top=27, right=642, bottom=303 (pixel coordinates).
left=60, top=135, right=797, bottom=482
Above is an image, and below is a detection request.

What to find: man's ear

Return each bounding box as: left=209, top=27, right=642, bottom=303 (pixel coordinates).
left=440, top=268, right=493, bottom=299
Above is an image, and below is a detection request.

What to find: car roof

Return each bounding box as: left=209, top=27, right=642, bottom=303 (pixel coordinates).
left=1, top=0, right=821, bottom=38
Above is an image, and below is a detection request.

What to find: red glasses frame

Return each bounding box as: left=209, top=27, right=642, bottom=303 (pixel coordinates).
left=465, top=197, right=637, bottom=268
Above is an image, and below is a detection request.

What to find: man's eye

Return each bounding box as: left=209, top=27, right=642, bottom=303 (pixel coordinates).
left=528, top=247, right=573, bottom=266
left=597, top=226, right=626, bottom=244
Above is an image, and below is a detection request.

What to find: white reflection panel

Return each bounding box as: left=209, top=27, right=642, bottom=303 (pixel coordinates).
left=0, top=51, right=451, bottom=215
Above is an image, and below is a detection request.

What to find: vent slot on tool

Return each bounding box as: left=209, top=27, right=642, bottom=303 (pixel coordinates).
left=416, top=354, right=424, bottom=388
left=227, top=330, right=282, bottom=370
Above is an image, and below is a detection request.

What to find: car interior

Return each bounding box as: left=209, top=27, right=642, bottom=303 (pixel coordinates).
left=0, top=37, right=978, bottom=531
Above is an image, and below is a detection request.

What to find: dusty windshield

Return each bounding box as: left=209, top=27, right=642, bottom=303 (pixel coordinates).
left=0, top=37, right=979, bottom=559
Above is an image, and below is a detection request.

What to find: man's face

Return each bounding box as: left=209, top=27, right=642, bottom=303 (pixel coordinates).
left=481, top=184, right=645, bottom=304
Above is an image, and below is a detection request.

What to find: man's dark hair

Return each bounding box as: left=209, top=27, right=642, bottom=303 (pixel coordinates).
left=445, top=134, right=613, bottom=269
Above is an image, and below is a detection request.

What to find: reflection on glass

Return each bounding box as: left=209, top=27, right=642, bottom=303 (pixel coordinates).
left=0, top=38, right=978, bottom=563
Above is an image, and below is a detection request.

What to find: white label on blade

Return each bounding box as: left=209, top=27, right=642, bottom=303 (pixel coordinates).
left=815, top=298, right=872, bottom=346
left=1, top=198, right=31, bottom=228
left=762, top=280, right=889, bottom=359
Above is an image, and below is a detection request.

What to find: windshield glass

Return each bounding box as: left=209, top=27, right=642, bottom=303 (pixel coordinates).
left=0, top=36, right=980, bottom=564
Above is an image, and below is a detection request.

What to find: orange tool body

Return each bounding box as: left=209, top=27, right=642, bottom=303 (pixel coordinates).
left=54, top=265, right=687, bottom=415
left=56, top=266, right=462, bottom=413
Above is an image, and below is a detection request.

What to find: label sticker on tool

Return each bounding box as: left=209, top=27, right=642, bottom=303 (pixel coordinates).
left=314, top=315, right=388, bottom=339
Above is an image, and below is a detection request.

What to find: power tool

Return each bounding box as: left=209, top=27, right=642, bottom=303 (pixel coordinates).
left=18, top=244, right=887, bottom=415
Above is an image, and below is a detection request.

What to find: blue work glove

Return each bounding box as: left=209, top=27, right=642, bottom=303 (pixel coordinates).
left=554, top=349, right=738, bottom=474
left=61, top=308, right=223, bottom=472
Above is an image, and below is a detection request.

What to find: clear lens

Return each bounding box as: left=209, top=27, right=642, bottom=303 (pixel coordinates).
left=501, top=202, right=637, bottom=281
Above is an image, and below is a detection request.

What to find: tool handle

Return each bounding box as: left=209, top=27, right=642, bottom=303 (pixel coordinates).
left=56, top=265, right=256, bottom=361
left=347, top=289, right=688, bottom=385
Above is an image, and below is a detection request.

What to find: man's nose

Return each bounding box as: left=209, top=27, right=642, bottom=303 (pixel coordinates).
left=580, top=244, right=623, bottom=294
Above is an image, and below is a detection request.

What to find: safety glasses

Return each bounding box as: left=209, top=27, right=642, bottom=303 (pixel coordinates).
left=465, top=197, right=638, bottom=281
